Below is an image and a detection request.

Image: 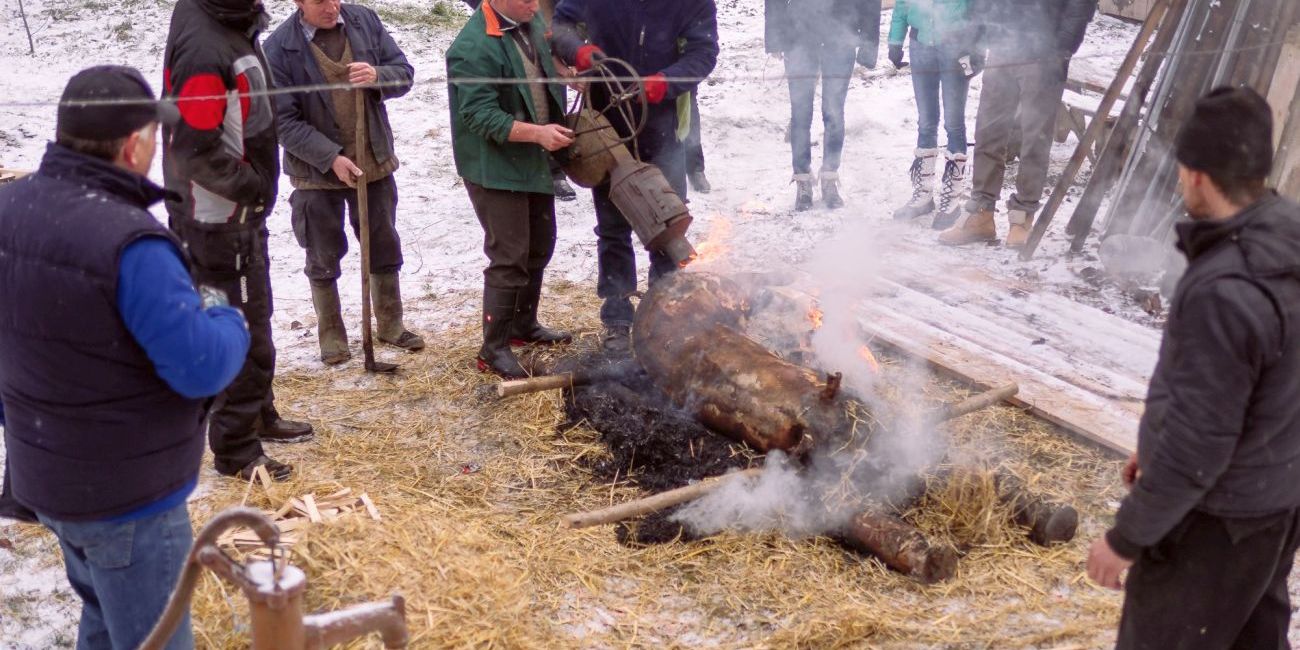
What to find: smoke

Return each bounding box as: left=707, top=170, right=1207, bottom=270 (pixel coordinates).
left=671, top=222, right=947, bottom=539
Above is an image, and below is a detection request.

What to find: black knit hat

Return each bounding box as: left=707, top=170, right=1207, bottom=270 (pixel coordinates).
left=1174, top=86, right=1274, bottom=180
left=57, top=65, right=179, bottom=141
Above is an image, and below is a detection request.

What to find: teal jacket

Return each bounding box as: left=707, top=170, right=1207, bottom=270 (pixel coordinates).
left=446, top=3, right=566, bottom=194
left=888, top=0, right=970, bottom=47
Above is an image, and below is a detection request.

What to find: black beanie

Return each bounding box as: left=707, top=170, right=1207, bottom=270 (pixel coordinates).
left=1174, top=86, right=1274, bottom=180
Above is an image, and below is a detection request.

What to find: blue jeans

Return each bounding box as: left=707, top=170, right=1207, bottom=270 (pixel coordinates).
left=594, top=106, right=685, bottom=327
left=909, top=40, right=971, bottom=155
left=39, top=503, right=195, bottom=650
left=785, top=40, right=857, bottom=174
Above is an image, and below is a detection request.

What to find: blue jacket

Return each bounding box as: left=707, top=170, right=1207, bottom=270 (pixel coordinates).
left=552, top=0, right=719, bottom=103
left=263, top=4, right=414, bottom=186
left=0, top=144, right=249, bottom=521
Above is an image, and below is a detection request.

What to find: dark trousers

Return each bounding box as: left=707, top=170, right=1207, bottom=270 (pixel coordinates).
left=174, top=219, right=274, bottom=475
left=464, top=181, right=556, bottom=290
left=1118, top=508, right=1300, bottom=650
left=968, top=53, right=1067, bottom=214
left=785, top=39, right=857, bottom=175
left=288, top=175, right=403, bottom=282
left=39, top=503, right=194, bottom=650
left=686, top=91, right=705, bottom=174
left=909, top=40, right=971, bottom=155
left=593, top=106, right=684, bottom=327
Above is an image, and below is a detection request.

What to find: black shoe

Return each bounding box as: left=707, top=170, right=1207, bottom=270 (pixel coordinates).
left=231, top=455, right=294, bottom=482
left=601, top=325, right=632, bottom=356
left=795, top=179, right=814, bottom=212
left=477, top=286, right=528, bottom=379
left=688, top=170, right=712, bottom=194
left=553, top=175, right=577, bottom=202
left=510, top=271, right=572, bottom=346
left=259, top=416, right=314, bottom=444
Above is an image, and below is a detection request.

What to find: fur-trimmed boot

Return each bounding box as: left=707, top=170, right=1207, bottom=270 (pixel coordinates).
left=931, top=151, right=968, bottom=230
left=892, top=148, right=940, bottom=221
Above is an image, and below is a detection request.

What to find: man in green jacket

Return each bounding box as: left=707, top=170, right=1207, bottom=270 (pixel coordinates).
left=447, top=0, right=574, bottom=378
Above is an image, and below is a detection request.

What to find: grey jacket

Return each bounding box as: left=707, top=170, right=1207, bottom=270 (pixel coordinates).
left=262, top=4, right=414, bottom=185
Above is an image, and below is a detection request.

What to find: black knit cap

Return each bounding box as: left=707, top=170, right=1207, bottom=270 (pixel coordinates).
left=57, top=65, right=179, bottom=141
left=1174, top=86, right=1274, bottom=180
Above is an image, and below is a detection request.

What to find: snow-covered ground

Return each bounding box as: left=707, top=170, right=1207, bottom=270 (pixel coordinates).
left=3, top=0, right=1294, bottom=647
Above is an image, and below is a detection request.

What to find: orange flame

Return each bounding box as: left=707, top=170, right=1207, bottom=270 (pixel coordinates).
left=808, top=307, right=824, bottom=330
left=692, top=215, right=734, bottom=265
left=858, top=345, right=880, bottom=374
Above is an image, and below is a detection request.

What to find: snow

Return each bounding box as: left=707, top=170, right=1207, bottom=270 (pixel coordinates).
left=2, top=0, right=1298, bottom=647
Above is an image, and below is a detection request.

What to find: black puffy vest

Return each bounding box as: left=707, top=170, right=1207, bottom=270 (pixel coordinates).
left=0, top=144, right=206, bottom=521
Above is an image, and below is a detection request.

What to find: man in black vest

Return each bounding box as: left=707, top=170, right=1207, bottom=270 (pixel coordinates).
left=263, top=0, right=425, bottom=366
left=163, top=0, right=313, bottom=481
left=1087, top=87, right=1300, bottom=649
left=0, top=66, right=251, bottom=650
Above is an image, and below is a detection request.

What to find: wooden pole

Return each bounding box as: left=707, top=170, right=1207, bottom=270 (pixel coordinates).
left=931, top=383, right=1018, bottom=422
left=1019, top=0, right=1172, bottom=260
left=1065, top=0, right=1189, bottom=249
left=562, top=468, right=763, bottom=529
left=356, top=90, right=397, bottom=373
left=17, top=0, right=35, bottom=55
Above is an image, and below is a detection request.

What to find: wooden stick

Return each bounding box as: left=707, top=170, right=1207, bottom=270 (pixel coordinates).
left=499, top=373, right=581, bottom=398
left=562, top=468, right=763, bottom=529
left=1020, top=0, right=1172, bottom=260
left=932, top=383, right=1019, bottom=422
left=355, top=90, right=398, bottom=374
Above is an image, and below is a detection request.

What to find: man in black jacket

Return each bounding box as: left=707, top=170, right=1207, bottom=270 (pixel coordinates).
left=552, top=0, right=719, bottom=354
left=163, top=0, right=312, bottom=482
left=938, top=0, right=1096, bottom=246
left=1087, top=87, right=1300, bottom=649
left=263, top=0, right=424, bottom=366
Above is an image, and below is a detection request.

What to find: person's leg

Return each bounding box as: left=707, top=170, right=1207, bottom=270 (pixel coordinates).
left=640, top=110, right=688, bottom=284
left=512, top=191, right=570, bottom=344
left=966, top=57, right=1021, bottom=213
left=1008, top=59, right=1067, bottom=215
left=1231, top=509, right=1300, bottom=649
left=38, top=515, right=112, bottom=649
left=785, top=44, right=817, bottom=178
left=290, top=188, right=349, bottom=283
left=1118, top=511, right=1295, bottom=650
left=350, top=176, right=421, bottom=349
left=593, top=183, right=638, bottom=327
left=465, top=181, right=531, bottom=376
left=933, top=47, right=973, bottom=226
left=909, top=42, right=942, bottom=153
left=686, top=90, right=705, bottom=175
left=40, top=504, right=196, bottom=650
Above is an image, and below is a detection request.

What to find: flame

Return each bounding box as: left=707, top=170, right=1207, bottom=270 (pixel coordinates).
left=808, top=307, right=824, bottom=330
left=857, top=345, right=880, bottom=374
left=692, top=214, right=734, bottom=264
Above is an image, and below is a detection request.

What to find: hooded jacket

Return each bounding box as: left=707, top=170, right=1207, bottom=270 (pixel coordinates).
left=972, top=0, right=1096, bottom=58
left=1108, top=193, right=1300, bottom=558
left=162, top=0, right=279, bottom=228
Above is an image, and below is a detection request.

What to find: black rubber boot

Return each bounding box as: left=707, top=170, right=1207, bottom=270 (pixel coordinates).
left=477, top=286, right=528, bottom=379
left=511, top=271, right=572, bottom=346
left=552, top=171, right=576, bottom=202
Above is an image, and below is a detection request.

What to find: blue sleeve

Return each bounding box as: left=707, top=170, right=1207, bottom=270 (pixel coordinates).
left=551, top=0, right=589, bottom=63
left=658, top=3, right=719, bottom=101
left=116, top=237, right=251, bottom=399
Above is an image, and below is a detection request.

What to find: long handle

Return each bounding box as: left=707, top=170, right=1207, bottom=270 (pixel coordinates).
left=355, top=89, right=380, bottom=372
left=562, top=468, right=763, bottom=529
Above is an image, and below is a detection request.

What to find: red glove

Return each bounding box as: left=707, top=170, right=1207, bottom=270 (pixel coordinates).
left=643, top=73, right=668, bottom=105
left=575, top=44, right=604, bottom=72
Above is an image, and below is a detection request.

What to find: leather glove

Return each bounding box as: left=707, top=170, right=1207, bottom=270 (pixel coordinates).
left=856, top=43, right=878, bottom=69
left=888, top=45, right=906, bottom=69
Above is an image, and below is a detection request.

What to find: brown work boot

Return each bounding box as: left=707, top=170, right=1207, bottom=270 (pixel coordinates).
left=310, top=280, right=351, bottom=365
left=371, top=272, right=425, bottom=351
left=230, top=455, right=294, bottom=482
left=1005, top=209, right=1034, bottom=249
left=938, top=208, right=997, bottom=246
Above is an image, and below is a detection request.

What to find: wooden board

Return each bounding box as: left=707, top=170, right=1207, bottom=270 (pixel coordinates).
left=1100, top=0, right=1157, bottom=20
left=1267, top=25, right=1300, bottom=153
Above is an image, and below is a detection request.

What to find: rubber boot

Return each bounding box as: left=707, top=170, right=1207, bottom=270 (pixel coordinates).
left=371, top=272, right=425, bottom=351
left=821, top=171, right=844, bottom=209
left=793, top=173, right=814, bottom=212
left=938, top=208, right=998, bottom=246
left=893, top=148, right=940, bottom=221
left=310, top=279, right=351, bottom=365
left=1005, top=209, right=1034, bottom=249
left=477, top=286, right=527, bottom=378
left=689, top=170, right=712, bottom=194
left=511, top=271, right=572, bottom=346
left=931, top=151, right=968, bottom=230
left=553, top=171, right=576, bottom=202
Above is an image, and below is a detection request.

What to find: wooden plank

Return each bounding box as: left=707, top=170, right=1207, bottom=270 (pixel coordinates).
left=1266, top=25, right=1300, bottom=154
left=359, top=493, right=381, bottom=521
left=303, top=493, right=323, bottom=523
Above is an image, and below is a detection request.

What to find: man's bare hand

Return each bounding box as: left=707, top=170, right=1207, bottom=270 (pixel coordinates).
left=1086, top=536, right=1133, bottom=590
left=1122, top=452, right=1140, bottom=488
left=332, top=155, right=363, bottom=188
left=533, top=124, right=575, bottom=152
left=348, top=62, right=378, bottom=87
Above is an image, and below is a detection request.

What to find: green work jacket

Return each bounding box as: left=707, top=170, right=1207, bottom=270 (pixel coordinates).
left=447, top=3, right=566, bottom=194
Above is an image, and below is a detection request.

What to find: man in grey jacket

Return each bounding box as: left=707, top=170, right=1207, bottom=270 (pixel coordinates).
left=1087, top=87, right=1300, bottom=650
left=264, top=0, right=423, bottom=365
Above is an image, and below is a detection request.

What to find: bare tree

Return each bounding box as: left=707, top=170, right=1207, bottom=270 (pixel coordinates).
left=17, top=0, right=36, bottom=54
